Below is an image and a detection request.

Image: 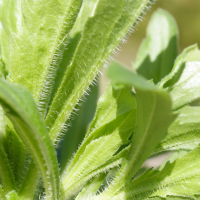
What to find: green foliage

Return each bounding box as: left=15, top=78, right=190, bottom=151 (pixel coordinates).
left=0, top=0, right=199, bottom=200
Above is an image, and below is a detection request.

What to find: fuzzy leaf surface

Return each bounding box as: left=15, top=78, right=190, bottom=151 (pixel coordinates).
left=134, top=9, right=178, bottom=83
left=60, top=82, right=136, bottom=199
left=45, top=0, right=155, bottom=143
left=10, top=0, right=83, bottom=103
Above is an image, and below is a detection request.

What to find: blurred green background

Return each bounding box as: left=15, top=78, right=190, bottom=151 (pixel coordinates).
left=117, top=0, right=200, bottom=67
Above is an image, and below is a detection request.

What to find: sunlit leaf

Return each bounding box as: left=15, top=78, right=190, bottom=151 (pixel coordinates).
left=155, top=106, right=200, bottom=153
left=134, top=9, right=178, bottom=83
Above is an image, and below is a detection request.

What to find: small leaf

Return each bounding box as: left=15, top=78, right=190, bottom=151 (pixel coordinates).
left=134, top=9, right=178, bottom=84
left=158, top=44, right=200, bottom=110
left=155, top=106, right=200, bottom=153
left=158, top=45, right=199, bottom=88
left=46, top=0, right=98, bottom=115
left=0, top=79, right=59, bottom=199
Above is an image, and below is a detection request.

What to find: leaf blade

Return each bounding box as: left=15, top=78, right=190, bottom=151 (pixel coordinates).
left=0, top=79, right=59, bottom=199
left=134, top=9, right=178, bottom=83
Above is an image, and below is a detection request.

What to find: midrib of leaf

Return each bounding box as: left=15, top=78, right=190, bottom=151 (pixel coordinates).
left=124, top=93, right=156, bottom=176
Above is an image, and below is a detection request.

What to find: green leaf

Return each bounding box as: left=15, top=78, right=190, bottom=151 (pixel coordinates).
left=0, top=79, right=59, bottom=199
left=70, top=0, right=98, bottom=37
left=60, top=82, right=136, bottom=199
left=170, top=64, right=200, bottom=110
left=18, top=160, right=40, bottom=200
left=158, top=150, right=188, bottom=171
left=0, top=0, right=22, bottom=75
left=134, top=9, right=178, bottom=84
left=96, top=62, right=175, bottom=199
left=44, top=0, right=98, bottom=117
left=3, top=121, right=29, bottom=189
left=0, top=143, right=16, bottom=195
left=147, top=196, right=194, bottom=200
left=6, top=190, right=19, bottom=200
left=75, top=173, right=106, bottom=200
left=117, top=147, right=200, bottom=199
left=45, top=0, right=155, bottom=143
left=158, top=44, right=200, bottom=109
left=59, top=83, right=99, bottom=171
left=0, top=48, right=5, bottom=78
left=0, top=104, right=30, bottom=190
left=0, top=186, right=6, bottom=200
left=10, top=0, right=83, bottom=103
left=155, top=106, right=200, bottom=153
left=0, top=106, right=17, bottom=195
